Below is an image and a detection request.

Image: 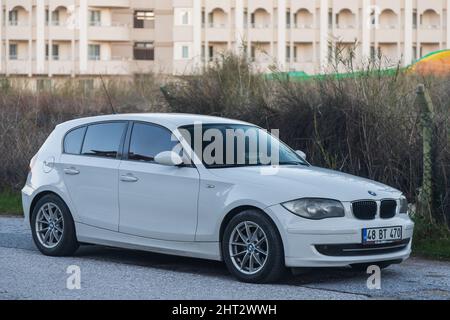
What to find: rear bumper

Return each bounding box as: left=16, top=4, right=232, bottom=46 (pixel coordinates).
left=266, top=204, right=414, bottom=268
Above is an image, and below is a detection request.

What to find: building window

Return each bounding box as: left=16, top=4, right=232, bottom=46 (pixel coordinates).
left=46, top=9, right=60, bottom=25
left=134, top=10, right=154, bottom=28
left=412, top=10, right=417, bottom=28
left=208, top=46, right=214, bottom=61
left=45, top=44, right=59, bottom=60
left=328, top=9, right=332, bottom=28
left=89, top=10, right=101, bottom=26
left=286, top=10, right=291, bottom=27
left=9, top=10, right=18, bottom=26
left=88, top=44, right=100, bottom=60
left=175, top=8, right=192, bottom=26
left=412, top=46, right=417, bottom=62
left=286, top=46, right=290, bottom=61
left=9, top=44, right=17, bottom=60
left=181, top=11, right=189, bottom=25
left=182, top=46, right=189, bottom=59
left=133, top=42, right=154, bottom=60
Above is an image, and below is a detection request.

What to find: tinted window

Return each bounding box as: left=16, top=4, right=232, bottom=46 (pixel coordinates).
left=129, top=123, right=178, bottom=162
left=64, top=127, right=86, bottom=155
left=81, top=122, right=127, bottom=159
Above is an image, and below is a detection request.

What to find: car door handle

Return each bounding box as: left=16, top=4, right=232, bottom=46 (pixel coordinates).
left=64, top=168, right=80, bottom=175
left=120, top=174, right=139, bottom=183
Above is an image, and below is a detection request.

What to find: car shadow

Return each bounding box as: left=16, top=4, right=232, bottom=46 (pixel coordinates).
left=75, top=245, right=230, bottom=278
left=74, top=244, right=398, bottom=285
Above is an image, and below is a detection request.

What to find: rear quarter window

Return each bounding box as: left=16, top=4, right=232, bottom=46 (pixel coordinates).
left=63, top=126, right=86, bottom=155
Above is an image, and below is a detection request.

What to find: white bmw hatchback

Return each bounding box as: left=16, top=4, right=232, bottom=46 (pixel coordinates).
left=22, top=114, right=414, bottom=283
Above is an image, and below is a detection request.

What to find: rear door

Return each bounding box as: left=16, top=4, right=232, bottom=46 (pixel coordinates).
left=60, top=121, right=128, bottom=231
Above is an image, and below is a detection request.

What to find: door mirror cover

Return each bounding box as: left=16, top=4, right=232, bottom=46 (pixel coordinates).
left=296, top=150, right=307, bottom=160
left=154, top=151, right=183, bottom=166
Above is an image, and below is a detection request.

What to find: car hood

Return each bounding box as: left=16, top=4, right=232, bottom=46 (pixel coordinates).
left=209, top=165, right=402, bottom=204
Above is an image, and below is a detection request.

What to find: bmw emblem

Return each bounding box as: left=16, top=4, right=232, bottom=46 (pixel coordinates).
left=368, top=191, right=377, bottom=197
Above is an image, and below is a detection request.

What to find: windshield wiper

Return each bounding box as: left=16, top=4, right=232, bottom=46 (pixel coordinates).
left=277, top=161, right=308, bottom=166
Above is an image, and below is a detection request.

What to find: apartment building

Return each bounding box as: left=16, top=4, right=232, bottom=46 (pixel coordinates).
left=0, top=0, right=449, bottom=81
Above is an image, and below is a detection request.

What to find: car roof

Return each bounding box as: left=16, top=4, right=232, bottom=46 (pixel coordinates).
left=57, top=113, right=253, bottom=131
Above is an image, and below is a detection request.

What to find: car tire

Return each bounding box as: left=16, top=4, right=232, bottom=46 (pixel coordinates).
left=31, top=194, right=79, bottom=256
left=350, top=262, right=392, bottom=272
left=222, top=210, right=286, bottom=283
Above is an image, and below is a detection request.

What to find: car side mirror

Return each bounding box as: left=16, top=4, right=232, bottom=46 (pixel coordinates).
left=295, top=150, right=307, bottom=160
left=154, top=151, right=183, bottom=167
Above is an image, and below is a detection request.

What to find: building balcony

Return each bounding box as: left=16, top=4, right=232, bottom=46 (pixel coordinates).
left=290, top=27, right=315, bottom=42
left=129, top=60, right=155, bottom=74
left=333, top=28, right=359, bottom=43
left=6, top=59, right=30, bottom=74
left=87, top=0, right=130, bottom=8
left=248, top=28, right=272, bottom=42
left=205, top=25, right=230, bottom=42
left=86, top=59, right=131, bottom=75
left=88, top=24, right=130, bottom=41
left=375, top=28, right=401, bottom=43
left=47, top=25, right=74, bottom=41
left=5, top=24, right=30, bottom=40
left=418, top=26, right=442, bottom=43
left=47, top=60, right=74, bottom=75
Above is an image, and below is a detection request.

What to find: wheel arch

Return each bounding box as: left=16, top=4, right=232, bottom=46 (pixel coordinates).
left=219, top=205, right=285, bottom=260
left=29, top=190, right=69, bottom=224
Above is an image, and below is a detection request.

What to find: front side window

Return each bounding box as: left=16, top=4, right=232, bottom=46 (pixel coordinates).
left=179, top=124, right=308, bottom=169
left=64, top=127, right=86, bottom=155
left=81, top=122, right=127, bottom=159
left=128, top=123, right=179, bottom=162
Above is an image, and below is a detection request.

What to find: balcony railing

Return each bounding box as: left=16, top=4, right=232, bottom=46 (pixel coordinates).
left=8, top=21, right=28, bottom=26
left=336, top=24, right=356, bottom=29
left=207, top=23, right=227, bottom=28
left=294, top=23, right=314, bottom=29
left=251, top=23, right=271, bottom=29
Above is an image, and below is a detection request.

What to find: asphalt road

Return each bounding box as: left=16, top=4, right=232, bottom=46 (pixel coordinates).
left=1, top=216, right=449, bottom=300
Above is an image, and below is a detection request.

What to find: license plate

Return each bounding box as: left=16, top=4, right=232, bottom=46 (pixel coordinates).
left=362, top=226, right=402, bottom=244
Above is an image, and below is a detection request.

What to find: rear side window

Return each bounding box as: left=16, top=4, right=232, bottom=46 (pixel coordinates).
left=64, top=127, right=86, bottom=155
left=128, top=123, right=179, bottom=162
left=81, top=122, right=127, bottom=159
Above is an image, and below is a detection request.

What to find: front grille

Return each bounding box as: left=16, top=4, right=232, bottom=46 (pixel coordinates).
left=315, top=239, right=411, bottom=257
left=352, top=200, right=377, bottom=220
left=380, top=200, right=397, bottom=219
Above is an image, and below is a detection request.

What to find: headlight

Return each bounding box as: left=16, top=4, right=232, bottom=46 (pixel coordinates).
left=399, top=196, right=408, bottom=214
left=281, top=198, right=345, bottom=220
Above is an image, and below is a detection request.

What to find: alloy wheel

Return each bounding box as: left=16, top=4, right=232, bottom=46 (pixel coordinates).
left=35, top=202, right=64, bottom=249
left=228, top=221, right=269, bottom=275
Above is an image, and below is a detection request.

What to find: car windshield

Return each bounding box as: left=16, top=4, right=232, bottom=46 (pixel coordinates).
left=178, top=123, right=309, bottom=169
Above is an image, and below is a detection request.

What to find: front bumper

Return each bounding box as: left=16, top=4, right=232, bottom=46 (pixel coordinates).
left=266, top=204, right=415, bottom=268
